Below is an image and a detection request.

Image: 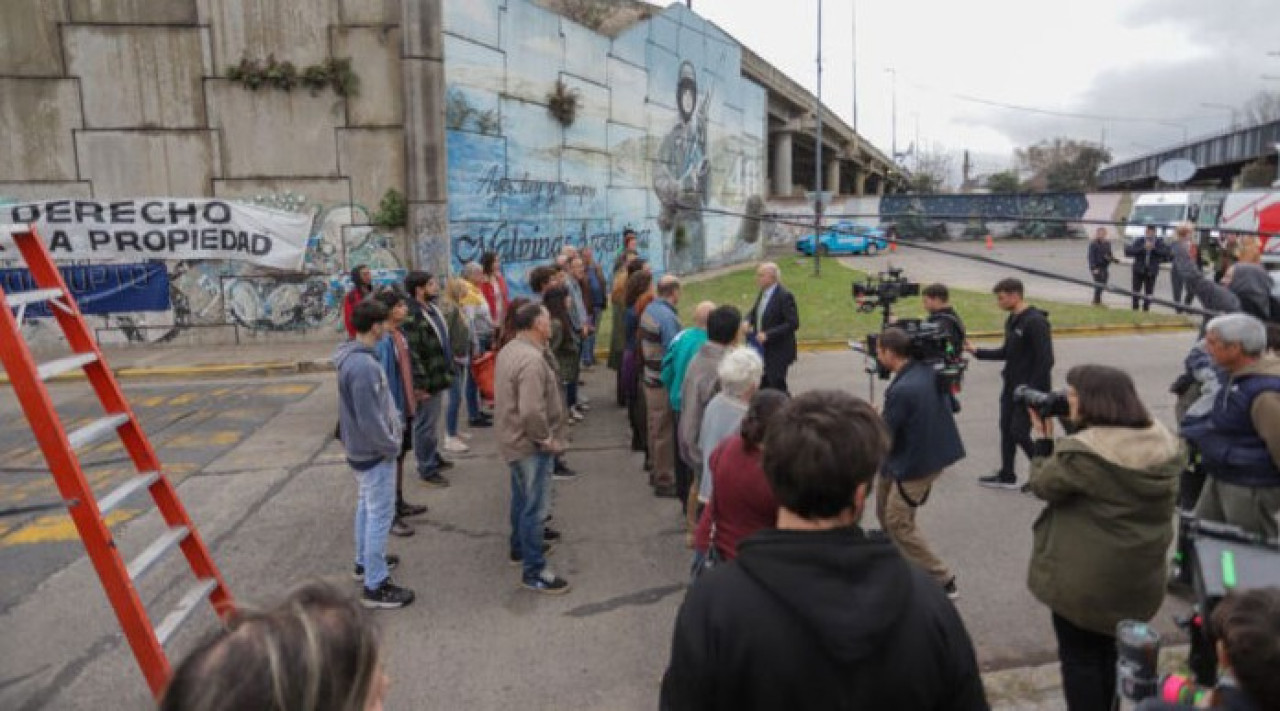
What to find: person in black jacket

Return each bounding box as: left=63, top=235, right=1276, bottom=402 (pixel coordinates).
left=1087, top=227, right=1116, bottom=306
left=876, top=328, right=966, bottom=599
left=660, top=390, right=987, bottom=711
left=745, top=262, right=800, bottom=394
left=965, top=278, right=1054, bottom=490
left=1126, top=225, right=1172, bottom=311
left=923, top=282, right=966, bottom=355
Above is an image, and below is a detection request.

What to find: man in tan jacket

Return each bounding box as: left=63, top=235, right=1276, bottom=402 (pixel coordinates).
left=494, top=302, right=571, bottom=594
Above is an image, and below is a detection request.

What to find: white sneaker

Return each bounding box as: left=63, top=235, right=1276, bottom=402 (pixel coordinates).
left=578, top=394, right=591, bottom=406
left=443, top=436, right=470, bottom=453
left=458, top=431, right=474, bottom=440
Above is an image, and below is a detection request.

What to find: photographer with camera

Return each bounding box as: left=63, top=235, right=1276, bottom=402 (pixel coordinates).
left=965, top=278, right=1054, bottom=491
left=1135, top=587, right=1280, bottom=711
left=1181, top=313, right=1280, bottom=541
left=876, top=327, right=966, bottom=599
left=1024, top=365, right=1182, bottom=711
left=923, top=283, right=966, bottom=356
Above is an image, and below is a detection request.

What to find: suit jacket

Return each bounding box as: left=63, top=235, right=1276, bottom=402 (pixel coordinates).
left=746, top=284, right=799, bottom=368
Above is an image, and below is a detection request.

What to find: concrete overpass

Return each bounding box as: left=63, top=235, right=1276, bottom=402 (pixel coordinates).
left=1098, top=119, right=1280, bottom=190
left=740, top=47, right=907, bottom=198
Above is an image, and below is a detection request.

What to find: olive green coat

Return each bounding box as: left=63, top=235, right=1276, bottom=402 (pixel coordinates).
left=550, top=318, right=581, bottom=385
left=1027, top=422, right=1182, bottom=636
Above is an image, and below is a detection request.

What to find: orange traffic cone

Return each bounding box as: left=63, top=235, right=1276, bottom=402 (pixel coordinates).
left=985, top=234, right=994, bottom=250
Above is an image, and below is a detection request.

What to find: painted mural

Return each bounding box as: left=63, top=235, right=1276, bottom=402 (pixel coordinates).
left=442, top=0, right=767, bottom=294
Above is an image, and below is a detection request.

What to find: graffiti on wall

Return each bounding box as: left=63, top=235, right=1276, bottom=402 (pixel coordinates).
left=881, top=193, right=1090, bottom=240
left=442, top=0, right=766, bottom=293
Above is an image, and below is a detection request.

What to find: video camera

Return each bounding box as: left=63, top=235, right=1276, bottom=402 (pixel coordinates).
left=1012, top=385, right=1070, bottom=419
left=863, top=319, right=967, bottom=393
left=1114, top=518, right=1280, bottom=708
left=852, top=267, right=920, bottom=315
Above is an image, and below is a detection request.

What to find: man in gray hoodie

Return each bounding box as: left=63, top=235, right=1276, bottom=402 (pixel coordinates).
left=335, top=300, right=416, bottom=609
left=1171, top=224, right=1272, bottom=323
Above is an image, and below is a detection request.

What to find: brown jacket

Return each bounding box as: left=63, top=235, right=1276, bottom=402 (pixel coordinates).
left=494, top=334, right=566, bottom=462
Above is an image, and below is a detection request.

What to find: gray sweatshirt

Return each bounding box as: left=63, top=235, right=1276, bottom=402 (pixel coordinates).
left=1172, top=241, right=1272, bottom=319
left=334, top=340, right=403, bottom=468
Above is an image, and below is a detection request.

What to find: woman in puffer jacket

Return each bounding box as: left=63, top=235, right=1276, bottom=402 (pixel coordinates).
left=1025, top=364, right=1182, bottom=711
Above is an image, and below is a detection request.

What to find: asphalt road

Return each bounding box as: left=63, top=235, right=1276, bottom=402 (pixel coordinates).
left=0, top=329, right=1201, bottom=710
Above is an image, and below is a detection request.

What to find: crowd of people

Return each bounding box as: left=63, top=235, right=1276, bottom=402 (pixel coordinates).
left=157, top=223, right=1280, bottom=710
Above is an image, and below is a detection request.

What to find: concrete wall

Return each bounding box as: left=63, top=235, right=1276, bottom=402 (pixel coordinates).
left=444, top=0, right=767, bottom=295
left=0, top=0, right=769, bottom=343
left=0, top=0, right=408, bottom=345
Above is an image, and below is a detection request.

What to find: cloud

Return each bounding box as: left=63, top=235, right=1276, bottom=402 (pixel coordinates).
left=961, top=0, right=1280, bottom=161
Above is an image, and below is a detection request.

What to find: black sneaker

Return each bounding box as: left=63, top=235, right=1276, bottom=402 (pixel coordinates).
left=552, top=464, right=579, bottom=481
left=361, top=578, right=416, bottom=609
left=353, top=554, right=400, bottom=581
left=522, top=570, right=571, bottom=595
left=508, top=542, right=554, bottom=565
left=543, top=526, right=561, bottom=542
left=943, top=577, right=959, bottom=601
left=468, top=417, right=493, bottom=428
left=977, top=473, right=1019, bottom=490
left=435, top=457, right=455, bottom=471
left=420, top=472, right=451, bottom=488
left=397, top=501, right=429, bottom=518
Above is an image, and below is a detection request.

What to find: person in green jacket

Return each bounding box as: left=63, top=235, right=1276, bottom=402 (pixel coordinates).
left=1025, top=364, right=1181, bottom=711
left=545, top=285, right=583, bottom=422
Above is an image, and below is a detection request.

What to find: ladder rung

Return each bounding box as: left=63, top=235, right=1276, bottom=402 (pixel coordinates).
left=67, top=413, right=130, bottom=451
left=5, top=288, right=64, bottom=308
left=97, top=471, right=160, bottom=517
left=37, top=352, right=99, bottom=381
left=127, top=526, right=189, bottom=582
left=155, top=578, right=218, bottom=646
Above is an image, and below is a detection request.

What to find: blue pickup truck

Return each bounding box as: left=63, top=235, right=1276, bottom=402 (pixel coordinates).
left=795, top=221, right=889, bottom=256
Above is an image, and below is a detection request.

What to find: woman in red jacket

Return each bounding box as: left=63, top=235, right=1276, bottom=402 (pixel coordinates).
left=478, top=251, right=510, bottom=333
left=341, top=264, right=373, bottom=339
left=694, top=388, right=790, bottom=561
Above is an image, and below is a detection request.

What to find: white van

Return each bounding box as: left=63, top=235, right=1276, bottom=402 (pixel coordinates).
left=1123, top=192, right=1201, bottom=244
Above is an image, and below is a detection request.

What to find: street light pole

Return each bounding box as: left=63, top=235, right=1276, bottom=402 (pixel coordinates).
left=886, top=67, right=897, bottom=162
left=813, top=0, right=824, bottom=277
left=851, top=0, right=858, bottom=132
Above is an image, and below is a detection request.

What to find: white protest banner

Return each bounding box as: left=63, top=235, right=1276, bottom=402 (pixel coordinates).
left=0, top=198, right=313, bottom=270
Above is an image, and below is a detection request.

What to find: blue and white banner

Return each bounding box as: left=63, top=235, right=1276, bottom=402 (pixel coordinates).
left=0, top=262, right=171, bottom=317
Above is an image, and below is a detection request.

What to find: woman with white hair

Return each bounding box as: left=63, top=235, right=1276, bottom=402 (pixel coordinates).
left=695, top=347, right=764, bottom=507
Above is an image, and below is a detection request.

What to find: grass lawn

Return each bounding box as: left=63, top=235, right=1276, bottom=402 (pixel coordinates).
left=595, top=257, right=1189, bottom=347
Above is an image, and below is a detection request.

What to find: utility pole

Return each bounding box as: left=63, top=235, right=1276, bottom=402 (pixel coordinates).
left=813, top=0, right=824, bottom=277
left=886, top=67, right=897, bottom=162
left=851, top=0, right=858, bottom=132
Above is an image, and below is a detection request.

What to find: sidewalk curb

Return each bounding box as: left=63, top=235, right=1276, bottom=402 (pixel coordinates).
left=1, top=323, right=1191, bottom=384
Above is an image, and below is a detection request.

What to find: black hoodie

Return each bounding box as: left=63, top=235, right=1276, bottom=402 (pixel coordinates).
left=975, top=306, right=1053, bottom=392
left=660, top=527, right=988, bottom=711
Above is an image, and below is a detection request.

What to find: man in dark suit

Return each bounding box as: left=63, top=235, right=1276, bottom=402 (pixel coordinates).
left=745, top=262, right=800, bottom=393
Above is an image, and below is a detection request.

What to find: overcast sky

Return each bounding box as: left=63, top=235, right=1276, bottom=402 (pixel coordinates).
left=655, top=0, right=1280, bottom=179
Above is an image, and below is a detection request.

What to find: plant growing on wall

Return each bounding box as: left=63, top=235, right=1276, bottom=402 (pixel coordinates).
left=547, top=80, right=581, bottom=128
left=372, top=189, right=407, bottom=229
left=227, top=55, right=359, bottom=97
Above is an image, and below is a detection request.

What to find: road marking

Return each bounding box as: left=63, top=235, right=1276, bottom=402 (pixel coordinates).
left=256, top=383, right=315, bottom=397
left=1, top=509, right=135, bottom=546
left=167, top=393, right=199, bottom=406
left=165, top=430, right=243, bottom=448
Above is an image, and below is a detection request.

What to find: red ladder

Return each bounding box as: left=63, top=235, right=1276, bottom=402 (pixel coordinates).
left=0, top=224, right=234, bottom=697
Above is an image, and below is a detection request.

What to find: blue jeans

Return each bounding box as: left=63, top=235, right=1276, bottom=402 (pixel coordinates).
left=565, top=380, right=578, bottom=409
left=447, top=363, right=481, bottom=436
left=582, top=307, right=603, bottom=365
left=509, top=452, right=553, bottom=580
left=353, top=459, right=396, bottom=589
left=413, top=393, right=444, bottom=476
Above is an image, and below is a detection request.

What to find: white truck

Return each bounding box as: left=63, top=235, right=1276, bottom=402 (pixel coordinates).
left=1122, top=192, right=1202, bottom=244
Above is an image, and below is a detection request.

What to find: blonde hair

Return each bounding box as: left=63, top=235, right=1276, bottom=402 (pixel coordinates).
left=444, top=277, right=469, bottom=304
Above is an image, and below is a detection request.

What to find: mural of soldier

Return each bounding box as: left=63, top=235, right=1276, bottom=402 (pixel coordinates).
left=654, top=61, right=711, bottom=274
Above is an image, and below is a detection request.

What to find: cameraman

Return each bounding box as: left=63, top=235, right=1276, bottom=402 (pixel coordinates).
left=922, top=283, right=966, bottom=356
left=1025, top=364, right=1182, bottom=711
left=1136, top=587, right=1280, bottom=711
left=876, top=328, right=966, bottom=599
left=965, top=278, right=1054, bottom=491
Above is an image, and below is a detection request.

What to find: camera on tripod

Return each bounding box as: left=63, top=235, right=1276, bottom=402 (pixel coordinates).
left=1012, top=385, right=1071, bottom=419
left=851, top=267, right=920, bottom=313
